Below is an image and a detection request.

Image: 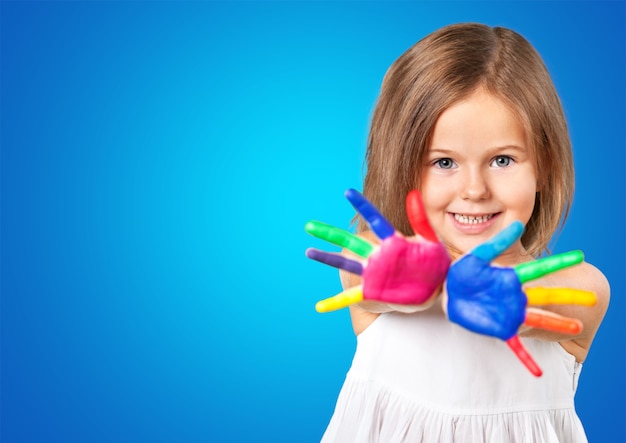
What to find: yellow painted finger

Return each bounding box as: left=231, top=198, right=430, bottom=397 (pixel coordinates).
left=315, top=286, right=364, bottom=313
left=525, top=287, right=597, bottom=306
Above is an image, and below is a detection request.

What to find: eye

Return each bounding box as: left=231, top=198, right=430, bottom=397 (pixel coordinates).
left=434, top=158, right=456, bottom=169
left=491, top=155, right=512, bottom=167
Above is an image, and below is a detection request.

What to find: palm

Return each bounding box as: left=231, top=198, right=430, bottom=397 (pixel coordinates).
left=447, top=255, right=527, bottom=339
left=362, top=234, right=451, bottom=305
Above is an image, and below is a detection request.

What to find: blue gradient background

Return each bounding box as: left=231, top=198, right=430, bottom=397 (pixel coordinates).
left=1, top=1, right=624, bottom=442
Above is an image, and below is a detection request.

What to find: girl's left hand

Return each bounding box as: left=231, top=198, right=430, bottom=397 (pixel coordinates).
left=445, top=221, right=597, bottom=377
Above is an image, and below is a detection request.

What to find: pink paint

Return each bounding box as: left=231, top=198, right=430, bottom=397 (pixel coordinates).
left=362, top=234, right=451, bottom=305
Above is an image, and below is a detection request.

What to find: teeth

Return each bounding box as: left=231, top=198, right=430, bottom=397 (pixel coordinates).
left=454, top=214, right=493, bottom=224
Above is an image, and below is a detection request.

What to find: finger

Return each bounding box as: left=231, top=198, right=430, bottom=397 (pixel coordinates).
left=514, top=250, right=584, bottom=283
left=406, top=190, right=438, bottom=242
left=305, top=221, right=375, bottom=258
left=306, top=248, right=364, bottom=275
left=315, top=286, right=364, bottom=312
left=345, top=189, right=395, bottom=240
left=470, top=221, right=524, bottom=262
left=525, top=287, right=596, bottom=306
left=524, top=311, right=582, bottom=335
left=506, top=335, right=542, bottom=377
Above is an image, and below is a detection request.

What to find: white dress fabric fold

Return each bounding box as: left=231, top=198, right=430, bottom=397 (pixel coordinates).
left=321, top=304, right=586, bottom=443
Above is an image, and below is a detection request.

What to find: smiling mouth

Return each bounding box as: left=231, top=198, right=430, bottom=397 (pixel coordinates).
left=453, top=213, right=497, bottom=224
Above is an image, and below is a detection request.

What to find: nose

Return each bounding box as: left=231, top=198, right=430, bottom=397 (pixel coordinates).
left=461, top=169, right=490, bottom=200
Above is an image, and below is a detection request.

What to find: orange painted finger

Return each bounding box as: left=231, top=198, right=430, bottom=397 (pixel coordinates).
left=524, top=311, right=582, bottom=335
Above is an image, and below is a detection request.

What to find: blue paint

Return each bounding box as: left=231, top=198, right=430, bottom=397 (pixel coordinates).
left=345, top=188, right=395, bottom=240
left=471, top=221, right=524, bottom=262
left=447, top=254, right=527, bottom=341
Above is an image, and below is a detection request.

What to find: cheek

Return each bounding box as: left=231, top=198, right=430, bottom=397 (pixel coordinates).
left=420, top=178, right=450, bottom=219
left=521, top=191, right=538, bottom=221
left=508, top=180, right=537, bottom=221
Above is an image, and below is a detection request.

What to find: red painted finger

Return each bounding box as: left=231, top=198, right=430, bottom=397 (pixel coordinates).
left=524, top=311, right=582, bottom=335
left=406, top=190, right=438, bottom=242
left=506, top=335, right=542, bottom=377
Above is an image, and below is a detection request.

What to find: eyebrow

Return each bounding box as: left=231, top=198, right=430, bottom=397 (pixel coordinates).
left=428, top=145, right=528, bottom=155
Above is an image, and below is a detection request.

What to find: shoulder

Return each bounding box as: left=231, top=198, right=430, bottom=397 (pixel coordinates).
left=580, top=260, right=610, bottom=323
left=565, top=260, right=610, bottom=329
left=555, top=260, right=610, bottom=360
left=521, top=258, right=610, bottom=361
left=537, top=258, right=609, bottom=305
left=565, top=260, right=610, bottom=307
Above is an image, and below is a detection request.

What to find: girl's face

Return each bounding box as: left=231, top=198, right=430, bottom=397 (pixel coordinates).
left=420, top=89, right=537, bottom=263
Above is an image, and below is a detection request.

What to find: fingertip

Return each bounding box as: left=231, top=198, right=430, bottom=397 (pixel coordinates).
left=510, top=220, right=525, bottom=236
left=304, top=221, right=316, bottom=233
left=471, top=221, right=525, bottom=261
left=585, top=292, right=598, bottom=306
left=406, top=189, right=421, bottom=200
left=315, top=299, right=334, bottom=313
left=570, top=250, right=584, bottom=264
left=344, top=188, right=359, bottom=199
left=345, top=189, right=364, bottom=208
left=567, top=320, right=583, bottom=335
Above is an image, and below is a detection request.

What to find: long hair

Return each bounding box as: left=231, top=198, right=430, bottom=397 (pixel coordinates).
left=360, top=23, right=573, bottom=257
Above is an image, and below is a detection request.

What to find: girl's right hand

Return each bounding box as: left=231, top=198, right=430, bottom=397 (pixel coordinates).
left=305, top=189, right=451, bottom=312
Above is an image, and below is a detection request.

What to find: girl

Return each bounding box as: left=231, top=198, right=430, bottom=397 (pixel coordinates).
left=314, top=23, right=610, bottom=442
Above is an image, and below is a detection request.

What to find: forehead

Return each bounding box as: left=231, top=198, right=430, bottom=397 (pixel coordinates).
left=429, top=89, right=529, bottom=153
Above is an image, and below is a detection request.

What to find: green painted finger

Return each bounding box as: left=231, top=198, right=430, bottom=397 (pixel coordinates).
left=304, top=221, right=374, bottom=258
left=514, top=250, right=584, bottom=283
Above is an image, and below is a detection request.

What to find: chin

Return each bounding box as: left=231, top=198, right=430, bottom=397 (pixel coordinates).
left=447, top=236, right=489, bottom=258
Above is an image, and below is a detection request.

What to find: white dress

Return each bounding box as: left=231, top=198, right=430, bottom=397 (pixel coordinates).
left=321, top=303, right=587, bottom=442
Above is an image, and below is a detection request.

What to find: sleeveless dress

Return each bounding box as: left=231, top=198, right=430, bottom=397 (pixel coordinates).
left=321, top=303, right=587, bottom=442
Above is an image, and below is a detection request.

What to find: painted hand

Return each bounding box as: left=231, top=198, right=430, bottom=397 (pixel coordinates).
left=305, top=189, right=451, bottom=312
left=445, top=221, right=597, bottom=377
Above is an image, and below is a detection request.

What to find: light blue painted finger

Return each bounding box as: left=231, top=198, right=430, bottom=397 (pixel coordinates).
left=470, top=221, right=524, bottom=262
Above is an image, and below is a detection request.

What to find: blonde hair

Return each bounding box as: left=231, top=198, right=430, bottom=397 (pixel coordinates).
left=360, top=23, right=574, bottom=257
